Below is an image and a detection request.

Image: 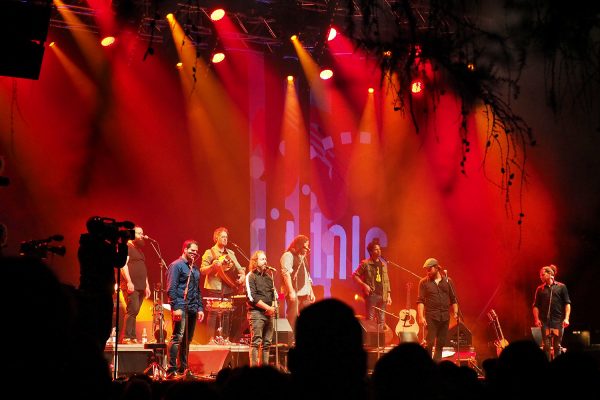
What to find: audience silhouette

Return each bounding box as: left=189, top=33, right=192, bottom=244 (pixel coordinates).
left=2, top=258, right=597, bottom=400
left=2, top=256, right=112, bottom=400
left=288, top=298, right=368, bottom=400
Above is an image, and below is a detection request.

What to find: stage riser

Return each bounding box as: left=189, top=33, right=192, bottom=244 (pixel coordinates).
left=103, top=346, right=294, bottom=376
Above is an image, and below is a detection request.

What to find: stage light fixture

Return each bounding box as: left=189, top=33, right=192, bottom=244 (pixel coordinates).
left=290, top=34, right=298, bottom=41
left=368, top=87, right=374, bottom=94
left=176, top=62, right=183, bottom=69
left=210, top=8, right=225, bottom=21
left=327, top=27, right=337, bottom=41
left=287, top=75, right=294, bottom=82
left=319, top=68, right=333, bottom=80
left=212, top=51, right=225, bottom=63
left=101, top=36, right=116, bottom=47
left=411, top=80, right=424, bottom=94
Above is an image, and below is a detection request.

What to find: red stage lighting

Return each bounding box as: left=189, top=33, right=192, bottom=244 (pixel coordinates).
left=210, top=8, right=225, bottom=21
left=320, top=68, right=333, bottom=80
left=411, top=80, right=424, bottom=94
left=327, top=27, right=337, bottom=41
left=101, top=36, right=116, bottom=47
left=212, top=52, right=225, bottom=63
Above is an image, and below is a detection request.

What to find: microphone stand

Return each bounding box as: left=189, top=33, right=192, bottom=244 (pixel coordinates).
left=146, top=239, right=168, bottom=376
left=113, top=278, right=121, bottom=380
left=180, top=254, right=195, bottom=378
left=445, top=272, right=462, bottom=365
left=148, top=239, right=168, bottom=343
left=229, top=242, right=250, bottom=345
left=268, top=268, right=280, bottom=370
left=381, top=257, right=421, bottom=280
left=230, top=242, right=250, bottom=263
left=372, top=305, right=398, bottom=359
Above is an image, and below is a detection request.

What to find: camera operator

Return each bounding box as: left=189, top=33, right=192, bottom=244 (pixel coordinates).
left=76, top=216, right=133, bottom=351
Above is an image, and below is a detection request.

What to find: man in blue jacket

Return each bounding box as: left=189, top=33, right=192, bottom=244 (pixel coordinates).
left=166, top=240, right=204, bottom=378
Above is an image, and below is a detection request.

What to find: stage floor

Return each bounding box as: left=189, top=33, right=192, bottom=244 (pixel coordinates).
left=104, top=342, right=285, bottom=377
left=104, top=343, right=479, bottom=378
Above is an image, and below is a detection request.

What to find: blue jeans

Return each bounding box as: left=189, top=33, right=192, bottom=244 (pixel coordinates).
left=248, top=310, right=273, bottom=366
left=366, top=294, right=385, bottom=330
left=167, top=310, right=197, bottom=372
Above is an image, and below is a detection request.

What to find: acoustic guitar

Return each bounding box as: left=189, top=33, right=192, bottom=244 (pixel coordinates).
left=396, top=282, right=419, bottom=337
left=487, top=309, right=509, bottom=356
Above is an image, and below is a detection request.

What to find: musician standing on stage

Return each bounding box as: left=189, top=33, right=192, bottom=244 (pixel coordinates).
left=166, top=240, right=204, bottom=378
left=200, top=227, right=245, bottom=344
left=533, top=264, right=571, bottom=360
left=281, top=234, right=315, bottom=332
left=353, top=238, right=392, bottom=330
left=245, top=250, right=277, bottom=366
left=119, top=226, right=151, bottom=344
left=417, top=257, right=458, bottom=362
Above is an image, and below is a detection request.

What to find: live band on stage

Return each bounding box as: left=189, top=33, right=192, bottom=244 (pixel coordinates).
left=114, top=230, right=462, bottom=352
left=110, top=224, right=571, bottom=378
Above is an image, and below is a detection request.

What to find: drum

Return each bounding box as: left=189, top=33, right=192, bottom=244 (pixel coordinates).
left=204, top=297, right=234, bottom=313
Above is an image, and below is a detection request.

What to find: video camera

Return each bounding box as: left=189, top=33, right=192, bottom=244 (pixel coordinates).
left=86, top=216, right=135, bottom=243
left=20, top=234, right=66, bottom=259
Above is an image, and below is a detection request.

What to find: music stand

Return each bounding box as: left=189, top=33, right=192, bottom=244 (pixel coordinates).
left=144, top=343, right=168, bottom=380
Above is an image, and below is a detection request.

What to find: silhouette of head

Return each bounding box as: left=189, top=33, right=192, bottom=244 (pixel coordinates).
left=288, top=298, right=366, bottom=399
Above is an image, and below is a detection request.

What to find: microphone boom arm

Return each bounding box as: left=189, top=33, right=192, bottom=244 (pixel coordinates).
left=381, top=257, right=422, bottom=280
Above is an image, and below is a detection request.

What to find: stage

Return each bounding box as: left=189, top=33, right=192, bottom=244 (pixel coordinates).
left=104, top=342, right=481, bottom=378
left=104, top=343, right=289, bottom=378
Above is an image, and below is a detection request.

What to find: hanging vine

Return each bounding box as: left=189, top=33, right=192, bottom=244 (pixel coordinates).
left=339, top=0, right=600, bottom=231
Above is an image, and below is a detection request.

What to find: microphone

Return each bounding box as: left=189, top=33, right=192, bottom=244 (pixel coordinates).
left=443, top=269, right=449, bottom=282
left=264, top=265, right=277, bottom=271
left=141, top=235, right=157, bottom=242
left=230, top=241, right=241, bottom=249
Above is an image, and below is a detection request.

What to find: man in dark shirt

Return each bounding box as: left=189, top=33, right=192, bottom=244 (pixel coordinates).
left=353, top=238, right=392, bottom=330
left=119, top=226, right=151, bottom=343
left=417, top=257, right=458, bottom=362
left=533, top=264, right=571, bottom=360
left=166, top=240, right=204, bottom=378
left=245, top=250, right=277, bottom=366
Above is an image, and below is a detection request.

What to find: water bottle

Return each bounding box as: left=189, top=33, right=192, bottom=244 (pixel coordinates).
left=109, top=327, right=116, bottom=344
left=142, top=328, right=148, bottom=344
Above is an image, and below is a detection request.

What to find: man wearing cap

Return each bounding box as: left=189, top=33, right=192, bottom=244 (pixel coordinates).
left=416, top=257, right=458, bottom=361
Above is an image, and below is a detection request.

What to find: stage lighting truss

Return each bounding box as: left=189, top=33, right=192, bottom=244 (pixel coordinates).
left=47, top=1, right=441, bottom=57
left=47, top=1, right=350, bottom=50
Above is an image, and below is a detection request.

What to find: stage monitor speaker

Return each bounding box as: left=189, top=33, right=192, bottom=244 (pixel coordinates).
left=359, top=319, right=385, bottom=348
left=104, top=349, right=153, bottom=376
left=445, top=322, right=472, bottom=347
left=0, top=1, right=52, bottom=80
left=188, top=349, right=232, bottom=377
left=274, top=318, right=293, bottom=346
